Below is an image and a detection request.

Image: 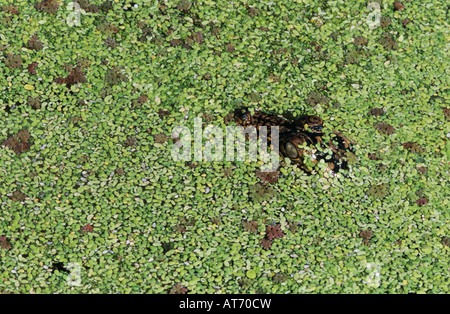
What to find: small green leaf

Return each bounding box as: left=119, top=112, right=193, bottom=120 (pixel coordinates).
left=246, top=269, right=256, bottom=279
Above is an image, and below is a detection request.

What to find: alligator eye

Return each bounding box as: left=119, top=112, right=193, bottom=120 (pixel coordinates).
left=284, top=142, right=299, bottom=159
left=308, top=117, right=323, bottom=130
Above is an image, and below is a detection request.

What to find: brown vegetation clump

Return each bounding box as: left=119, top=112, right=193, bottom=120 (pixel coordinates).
left=380, top=16, right=391, bottom=28
left=2, top=129, right=32, bottom=155
left=416, top=197, right=428, bottom=206
left=170, top=39, right=183, bottom=47
left=222, top=166, right=234, bottom=177
left=378, top=33, right=398, bottom=50
left=223, top=112, right=234, bottom=125
left=55, top=67, right=86, bottom=88
left=305, top=91, right=329, bottom=107
left=288, top=221, right=299, bottom=233
left=393, top=1, right=405, bottom=11
left=138, top=95, right=148, bottom=105
left=266, top=224, right=285, bottom=240
left=374, top=122, right=395, bottom=135
left=243, top=220, right=258, bottom=233
left=401, top=19, right=410, bottom=27
left=192, top=31, right=204, bottom=44
left=273, top=273, right=288, bottom=283
left=202, top=113, right=216, bottom=122
left=268, top=74, right=281, bottom=83
left=100, top=0, right=113, bottom=12
left=359, top=230, right=374, bottom=246
left=0, top=236, right=12, bottom=250
left=73, top=0, right=99, bottom=13
left=247, top=6, right=259, bottom=17
left=210, top=217, right=221, bottom=225
left=9, top=190, right=27, bottom=202
left=402, top=142, right=424, bottom=153
left=115, top=168, right=126, bottom=176
left=83, top=224, right=94, bottom=232
left=4, top=54, right=22, bottom=69
left=202, top=72, right=211, bottom=80
left=177, top=0, right=191, bottom=13
left=211, top=26, right=221, bottom=36
left=66, top=67, right=86, bottom=88
left=226, top=43, right=236, bottom=53
left=345, top=49, right=367, bottom=64
left=27, top=35, right=43, bottom=51
left=76, top=57, right=91, bottom=69
left=369, top=107, right=385, bottom=117
left=247, top=91, right=261, bottom=103
left=368, top=183, right=389, bottom=199
left=105, top=67, right=127, bottom=86
left=368, top=153, right=381, bottom=160
left=124, top=135, right=137, bottom=147
left=173, top=224, right=186, bottom=234
left=16, top=129, right=31, bottom=143
left=35, top=0, right=60, bottom=14
left=255, top=170, right=279, bottom=184
left=97, top=22, right=119, bottom=35
left=27, top=96, right=41, bottom=109
left=54, top=77, right=67, bottom=85
left=169, top=283, right=187, bottom=294
left=104, top=37, right=118, bottom=48
left=158, top=109, right=171, bottom=118
left=441, top=237, right=450, bottom=247
left=417, top=166, right=428, bottom=175
left=154, top=133, right=169, bottom=144
left=28, top=62, right=38, bottom=75
left=260, top=238, right=272, bottom=250
left=2, top=5, right=19, bottom=15
left=443, top=108, right=450, bottom=121
left=353, top=36, right=368, bottom=47
left=251, top=183, right=276, bottom=202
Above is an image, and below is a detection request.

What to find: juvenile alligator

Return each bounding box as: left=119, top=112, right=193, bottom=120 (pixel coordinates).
left=233, top=108, right=356, bottom=175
